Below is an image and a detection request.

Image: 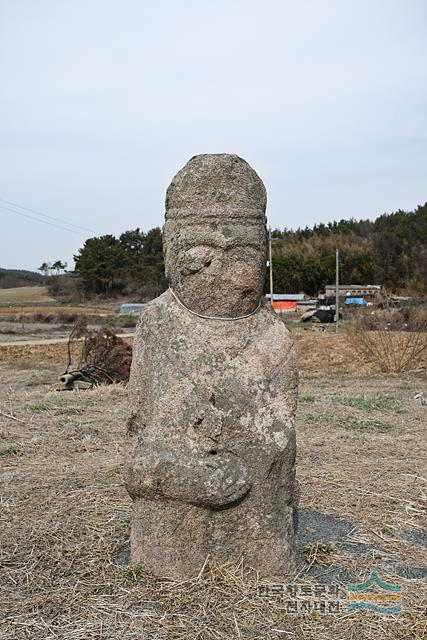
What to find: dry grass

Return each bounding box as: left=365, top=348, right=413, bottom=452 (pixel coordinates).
left=0, top=333, right=370, bottom=373
left=0, top=286, right=53, bottom=304
left=294, top=332, right=376, bottom=373
left=0, top=358, right=426, bottom=639
left=0, top=305, right=115, bottom=316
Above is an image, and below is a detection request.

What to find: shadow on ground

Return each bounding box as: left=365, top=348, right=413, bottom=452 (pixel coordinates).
left=114, top=508, right=426, bottom=584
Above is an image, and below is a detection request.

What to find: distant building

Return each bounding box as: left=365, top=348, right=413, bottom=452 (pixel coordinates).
left=324, top=284, right=382, bottom=299
left=265, top=293, right=316, bottom=313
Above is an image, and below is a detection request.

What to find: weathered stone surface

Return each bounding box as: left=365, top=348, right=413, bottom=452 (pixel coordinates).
left=125, top=154, right=298, bottom=578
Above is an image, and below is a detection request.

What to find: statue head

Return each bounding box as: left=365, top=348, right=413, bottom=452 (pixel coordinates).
left=163, top=154, right=267, bottom=317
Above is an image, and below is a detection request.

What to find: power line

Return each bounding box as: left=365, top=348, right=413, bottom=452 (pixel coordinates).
left=0, top=204, right=89, bottom=237
left=0, top=196, right=98, bottom=235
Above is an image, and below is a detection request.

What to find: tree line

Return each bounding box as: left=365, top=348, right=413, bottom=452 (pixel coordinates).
left=68, top=203, right=426, bottom=299
left=73, top=227, right=166, bottom=299
left=270, top=203, right=427, bottom=295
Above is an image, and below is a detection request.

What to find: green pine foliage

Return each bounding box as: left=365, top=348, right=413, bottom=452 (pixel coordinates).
left=73, top=227, right=166, bottom=298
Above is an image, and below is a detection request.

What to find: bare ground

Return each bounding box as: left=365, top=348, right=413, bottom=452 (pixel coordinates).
left=0, top=345, right=426, bottom=639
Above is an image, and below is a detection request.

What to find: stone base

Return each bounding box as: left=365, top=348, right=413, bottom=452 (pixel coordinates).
left=130, top=497, right=296, bottom=579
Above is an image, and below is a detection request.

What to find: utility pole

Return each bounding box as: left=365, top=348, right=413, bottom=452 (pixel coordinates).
left=268, top=228, right=274, bottom=307
left=335, top=248, right=339, bottom=333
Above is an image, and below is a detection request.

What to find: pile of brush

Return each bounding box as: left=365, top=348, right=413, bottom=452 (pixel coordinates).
left=60, top=318, right=132, bottom=389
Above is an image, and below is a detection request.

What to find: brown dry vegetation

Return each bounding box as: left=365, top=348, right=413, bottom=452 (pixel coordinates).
left=0, top=305, right=115, bottom=316
left=2, top=331, right=426, bottom=374
left=0, top=337, right=426, bottom=640
left=0, top=286, right=53, bottom=304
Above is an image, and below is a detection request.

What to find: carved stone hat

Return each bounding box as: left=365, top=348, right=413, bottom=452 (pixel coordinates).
left=165, top=154, right=267, bottom=225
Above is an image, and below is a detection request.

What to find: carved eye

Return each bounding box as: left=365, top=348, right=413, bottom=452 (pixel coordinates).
left=181, top=251, right=213, bottom=274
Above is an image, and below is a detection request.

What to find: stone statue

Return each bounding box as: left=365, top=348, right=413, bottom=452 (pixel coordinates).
left=125, top=154, right=298, bottom=578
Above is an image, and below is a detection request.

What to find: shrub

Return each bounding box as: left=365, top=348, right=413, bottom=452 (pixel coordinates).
left=346, top=306, right=427, bottom=373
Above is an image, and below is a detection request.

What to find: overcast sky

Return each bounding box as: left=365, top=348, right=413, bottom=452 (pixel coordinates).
left=1, top=0, right=426, bottom=271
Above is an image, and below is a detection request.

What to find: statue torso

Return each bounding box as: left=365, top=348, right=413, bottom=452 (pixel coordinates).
left=129, top=289, right=297, bottom=454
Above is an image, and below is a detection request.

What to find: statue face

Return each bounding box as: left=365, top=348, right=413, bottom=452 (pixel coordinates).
left=164, top=221, right=267, bottom=317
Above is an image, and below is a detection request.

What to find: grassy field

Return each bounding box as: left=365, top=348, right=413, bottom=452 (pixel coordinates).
left=0, top=286, right=117, bottom=313
left=0, top=285, right=54, bottom=305
left=0, top=338, right=426, bottom=639
left=0, top=287, right=118, bottom=330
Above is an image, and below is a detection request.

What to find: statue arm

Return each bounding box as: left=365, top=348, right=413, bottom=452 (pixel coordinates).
left=125, top=443, right=251, bottom=509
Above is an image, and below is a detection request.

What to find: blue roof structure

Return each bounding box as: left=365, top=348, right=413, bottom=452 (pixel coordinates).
left=345, top=297, right=367, bottom=306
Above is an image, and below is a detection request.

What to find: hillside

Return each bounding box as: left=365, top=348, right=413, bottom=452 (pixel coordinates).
left=0, top=268, right=44, bottom=289
left=271, top=203, right=427, bottom=295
